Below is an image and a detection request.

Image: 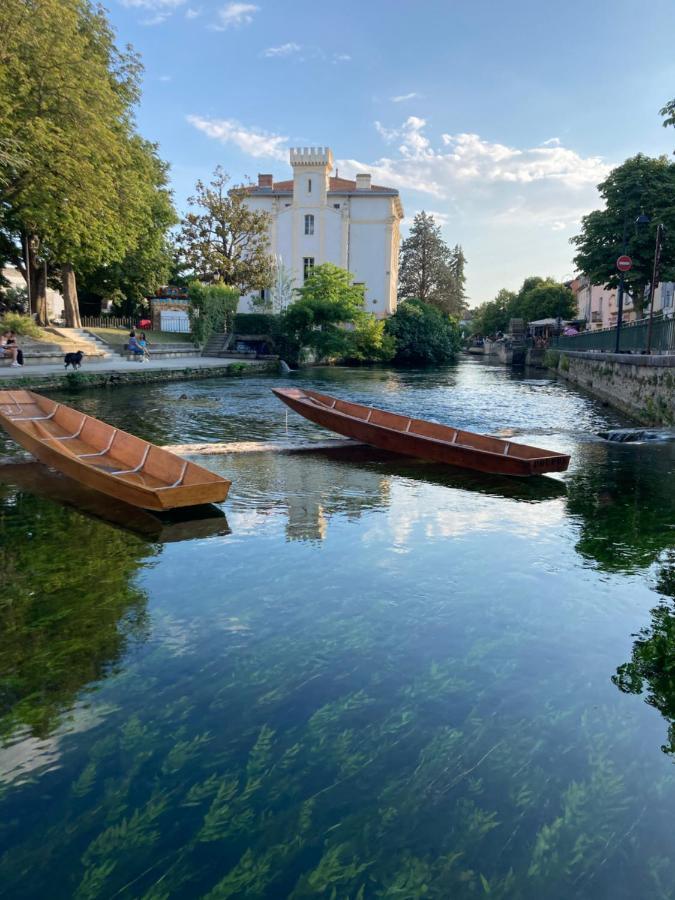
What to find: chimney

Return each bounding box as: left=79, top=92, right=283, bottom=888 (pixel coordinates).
left=258, top=174, right=273, bottom=189
left=355, top=173, right=371, bottom=191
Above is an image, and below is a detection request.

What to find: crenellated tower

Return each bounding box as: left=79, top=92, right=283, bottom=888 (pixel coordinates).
left=290, top=146, right=334, bottom=205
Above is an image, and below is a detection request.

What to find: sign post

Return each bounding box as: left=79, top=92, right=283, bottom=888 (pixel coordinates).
left=615, top=255, right=632, bottom=353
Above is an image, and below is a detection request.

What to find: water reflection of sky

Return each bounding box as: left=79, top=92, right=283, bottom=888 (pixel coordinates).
left=1, top=361, right=674, bottom=899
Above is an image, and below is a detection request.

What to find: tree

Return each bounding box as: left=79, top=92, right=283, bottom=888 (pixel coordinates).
left=660, top=97, right=675, bottom=131
left=572, top=154, right=675, bottom=316
left=77, top=139, right=177, bottom=317
left=384, top=299, right=460, bottom=365
left=0, top=0, right=145, bottom=323
left=179, top=167, right=273, bottom=292
left=269, top=255, right=295, bottom=314
left=187, top=281, right=239, bottom=344
left=280, top=263, right=369, bottom=362
left=471, top=289, right=517, bottom=335
left=398, top=212, right=468, bottom=316
left=516, top=277, right=575, bottom=322
left=472, top=279, right=574, bottom=335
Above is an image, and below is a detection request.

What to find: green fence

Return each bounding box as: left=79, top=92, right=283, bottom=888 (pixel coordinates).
left=557, top=316, right=675, bottom=353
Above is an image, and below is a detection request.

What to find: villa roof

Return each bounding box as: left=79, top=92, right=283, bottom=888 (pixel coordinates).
left=250, top=176, right=398, bottom=195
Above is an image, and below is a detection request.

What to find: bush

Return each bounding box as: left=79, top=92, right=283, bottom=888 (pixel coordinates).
left=188, top=281, right=239, bottom=345
left=385, top=299, right=460, bottom=365
left=343, top=315, right=395, bottom=363
left=233, top=313, right=276, bottom=334
left=0, top=312, right=41, bottom=337
left=227, top=362, right=247, bottom=375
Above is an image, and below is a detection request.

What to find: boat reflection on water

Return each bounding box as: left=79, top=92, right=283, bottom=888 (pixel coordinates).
left=303, top=443, right=568, bottom=503
left=0, top=462, right=230, bottom=543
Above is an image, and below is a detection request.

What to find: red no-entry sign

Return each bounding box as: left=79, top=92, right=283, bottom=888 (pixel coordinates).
left=617, top=255, right=632, bottom=272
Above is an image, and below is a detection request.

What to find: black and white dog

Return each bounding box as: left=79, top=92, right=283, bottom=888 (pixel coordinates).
left=64, top=350, right=84, bottom=370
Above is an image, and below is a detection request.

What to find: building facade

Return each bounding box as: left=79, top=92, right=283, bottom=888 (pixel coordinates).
left=241, top=147, right=404, bottom=317
left=572, top=275, right=675, bottom=329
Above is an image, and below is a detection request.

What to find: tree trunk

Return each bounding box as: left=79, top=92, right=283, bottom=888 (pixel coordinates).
left=34, top=263, right=49, bottom=326
left=61, top=263, right=82, bottom=328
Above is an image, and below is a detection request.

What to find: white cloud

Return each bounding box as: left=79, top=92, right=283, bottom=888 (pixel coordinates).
left=120, top=0, right=186, bottom=25
left=120, top=0, right=186, bottom=7
left=158, top=74, right=172, bottom=82
left=185, top=6, right=201, bottom=17
left=263, top=42, right=301, bottom=57
left=187, top=115, right=288, bottom=161
left=391, top=92, right=420, bottom=103
left=332, top=53, right=351, bottom=63
left=211, top=2, right=258, bottom=30
left=355, top=117, right=610, bottom=198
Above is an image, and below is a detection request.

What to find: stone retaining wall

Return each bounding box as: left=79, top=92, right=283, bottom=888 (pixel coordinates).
left=2, top=361, right=276, bottom=393
left=546, top=350, right=675, bottom=425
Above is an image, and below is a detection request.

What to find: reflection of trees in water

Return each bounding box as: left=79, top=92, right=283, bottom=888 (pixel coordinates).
left=614, top=552, right=675, bottom=755
left=565, top=442, right=675, bottom=573
left=0, top=486, right=155, bottom=740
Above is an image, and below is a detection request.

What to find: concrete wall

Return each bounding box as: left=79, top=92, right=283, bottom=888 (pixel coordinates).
left=548, top=350, right=675, bottom=425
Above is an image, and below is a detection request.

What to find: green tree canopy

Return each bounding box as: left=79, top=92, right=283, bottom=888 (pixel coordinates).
left=187, top=281, right=239, bottom=344
left=471, top=279, right=574, bottom=334
left=384, top=299, right=460, bottom=365
left=572, top=154, right=675, bottom=315
left=398, top=212, right=468, bottom=316
left=179, top=167, right=272, bottom=292
left=0, top=0, right=176, bottom=325
left=281, top=263, right=368, bottom=361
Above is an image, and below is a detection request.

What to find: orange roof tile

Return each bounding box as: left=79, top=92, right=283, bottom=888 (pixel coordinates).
left=251, top=176, right=397, bottom=194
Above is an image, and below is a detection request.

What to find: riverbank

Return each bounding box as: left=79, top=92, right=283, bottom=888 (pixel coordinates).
left=545, top=349, right=675, bottom=425
left=0, top=356, right=276, bottom=391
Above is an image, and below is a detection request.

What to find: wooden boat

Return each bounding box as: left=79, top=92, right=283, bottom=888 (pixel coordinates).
left=272, top=388, right=570, bottom=477
left=0, top=390, right=231, bottom=510
left=0, top=462, right=231, bottom=543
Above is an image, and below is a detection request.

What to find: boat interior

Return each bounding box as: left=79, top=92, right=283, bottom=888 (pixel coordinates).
left=0, top=390, right=224, bottom=493
left=300, top=389, right=563, bottom=462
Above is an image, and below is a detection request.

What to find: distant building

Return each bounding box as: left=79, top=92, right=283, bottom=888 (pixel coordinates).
left=571, top=275, right=638, bottom=329
left=242, top=147, right=404, bottom=317
left=2, top=266, right=64, bottom=321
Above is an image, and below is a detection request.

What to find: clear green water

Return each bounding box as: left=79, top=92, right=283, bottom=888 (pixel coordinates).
left=1, top=360, right=674, bottom=899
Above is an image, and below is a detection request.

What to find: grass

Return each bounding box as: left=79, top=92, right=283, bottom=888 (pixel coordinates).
left=87, top=327, right=195, bottom=349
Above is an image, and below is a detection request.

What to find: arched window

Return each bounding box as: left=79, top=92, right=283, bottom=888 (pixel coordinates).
left=304, top=214, right=315, bottom=236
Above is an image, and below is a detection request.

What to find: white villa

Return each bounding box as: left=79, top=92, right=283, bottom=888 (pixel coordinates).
left=241, top=147, right=404, bottom=317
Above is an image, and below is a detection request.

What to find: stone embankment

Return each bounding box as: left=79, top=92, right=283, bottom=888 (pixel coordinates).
left=545, top=349, right=675, bottom=425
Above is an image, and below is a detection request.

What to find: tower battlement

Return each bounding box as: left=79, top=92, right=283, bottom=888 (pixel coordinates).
left=290, top=146, right=334, bottom=168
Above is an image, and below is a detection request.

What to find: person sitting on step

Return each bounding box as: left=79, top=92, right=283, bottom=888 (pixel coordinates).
left=1, top=330, right=24, bottom=367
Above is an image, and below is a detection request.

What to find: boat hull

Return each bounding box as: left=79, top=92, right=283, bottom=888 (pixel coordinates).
left=273, top=388, right=569, bottom=477
left=0, top=391, right=231, bottom=510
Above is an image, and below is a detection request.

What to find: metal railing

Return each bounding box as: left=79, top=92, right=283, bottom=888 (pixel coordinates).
left=81, top=316, right=138, bottom=330
left=81, top=316, right=192, bottom=334
left=557, top=315, right=675, bottom=353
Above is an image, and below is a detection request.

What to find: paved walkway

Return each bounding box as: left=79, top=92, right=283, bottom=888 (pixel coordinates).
left=0, top=356, right=262, bottom=380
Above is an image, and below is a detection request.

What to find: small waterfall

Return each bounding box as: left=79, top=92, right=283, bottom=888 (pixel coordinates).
left=278, top=360, right=294, bottom=375
left=598, top=429, right=675, bottom=443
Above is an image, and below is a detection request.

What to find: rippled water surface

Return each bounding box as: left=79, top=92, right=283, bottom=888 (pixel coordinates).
left=1, top=360, right=675, bottom=899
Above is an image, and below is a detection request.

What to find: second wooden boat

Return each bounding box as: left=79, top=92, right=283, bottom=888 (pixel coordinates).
left=272, top=388, right=570, bottom=477
left=0, top=390, right=231, bottom=510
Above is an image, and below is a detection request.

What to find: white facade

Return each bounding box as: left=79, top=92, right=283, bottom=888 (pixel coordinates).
left=2, top=266, right=65, bottom=321
left=240, top=147, right=404, bottom=317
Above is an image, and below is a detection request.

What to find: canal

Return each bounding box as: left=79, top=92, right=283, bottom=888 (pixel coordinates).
left=1, top=359, right=674, bottom=899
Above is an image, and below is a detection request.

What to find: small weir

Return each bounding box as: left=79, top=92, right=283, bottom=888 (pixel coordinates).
left=598, top=428, right=675, bottom=443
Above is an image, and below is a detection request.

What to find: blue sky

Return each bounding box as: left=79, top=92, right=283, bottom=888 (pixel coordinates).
left=112, top=0, right=675, bottom=306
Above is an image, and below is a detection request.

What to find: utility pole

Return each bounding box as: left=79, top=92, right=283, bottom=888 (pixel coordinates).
left=646, top=223, right=665, bottom=354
